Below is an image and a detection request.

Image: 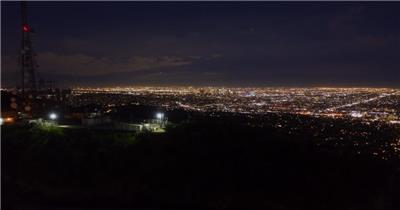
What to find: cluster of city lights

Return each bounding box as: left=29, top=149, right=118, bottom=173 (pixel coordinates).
left=71, top=87, right=400, bottom=123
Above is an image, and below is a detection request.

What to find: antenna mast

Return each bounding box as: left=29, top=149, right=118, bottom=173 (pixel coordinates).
left=20, top=1, right=37, bottom=93
left=19, top=1, right=38, bottom=114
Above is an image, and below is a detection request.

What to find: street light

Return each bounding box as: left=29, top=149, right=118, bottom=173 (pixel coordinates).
left=49, top=112, right=58, bottom=120
left=156, top=112, right=164, bottom=120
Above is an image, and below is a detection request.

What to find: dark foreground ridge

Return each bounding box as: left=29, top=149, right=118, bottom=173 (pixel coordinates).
left=2, top=112, right=400, bottom=209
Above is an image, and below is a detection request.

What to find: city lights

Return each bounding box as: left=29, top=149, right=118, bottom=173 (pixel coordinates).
left=70, top=87, right=400, bottom=124
left=0, top=117, right=15, bottom=125
left=61, top=86, right=400, bottom=159
left=4, top=117, right=14, bottom=123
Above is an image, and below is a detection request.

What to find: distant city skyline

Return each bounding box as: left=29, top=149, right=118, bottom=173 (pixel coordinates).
left=2, top=2, right=400, bottom=87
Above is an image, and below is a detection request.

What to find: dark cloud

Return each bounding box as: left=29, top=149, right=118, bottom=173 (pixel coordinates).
left=3, top=53, right=201, bottom=76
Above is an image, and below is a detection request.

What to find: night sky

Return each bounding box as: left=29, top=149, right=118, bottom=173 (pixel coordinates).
left=2, top=2, right=400, bottom=87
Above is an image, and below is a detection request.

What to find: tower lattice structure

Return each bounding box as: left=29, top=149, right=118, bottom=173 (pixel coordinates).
left=19, top=1, right=38, bottom=113
left=20, top=1, right=38, bottom=92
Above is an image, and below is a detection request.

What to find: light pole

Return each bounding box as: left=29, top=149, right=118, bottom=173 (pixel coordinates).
left=156, top=112, right=164, bottom=127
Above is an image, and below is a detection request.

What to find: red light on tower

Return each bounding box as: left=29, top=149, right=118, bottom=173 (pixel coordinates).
left=23, top=25, right=29, bottom=32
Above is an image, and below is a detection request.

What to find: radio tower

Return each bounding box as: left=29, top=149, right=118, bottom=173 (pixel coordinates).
left=19, top=1, right=38, bottom=113
left=20, top=1, right=37, bottom=93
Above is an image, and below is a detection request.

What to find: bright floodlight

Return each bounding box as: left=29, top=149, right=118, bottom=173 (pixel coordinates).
left=0, top=117, right=3, bottom=125
left=156, top=112, right=164, bottom=119
left=49, top=112, right=58, bottom=120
